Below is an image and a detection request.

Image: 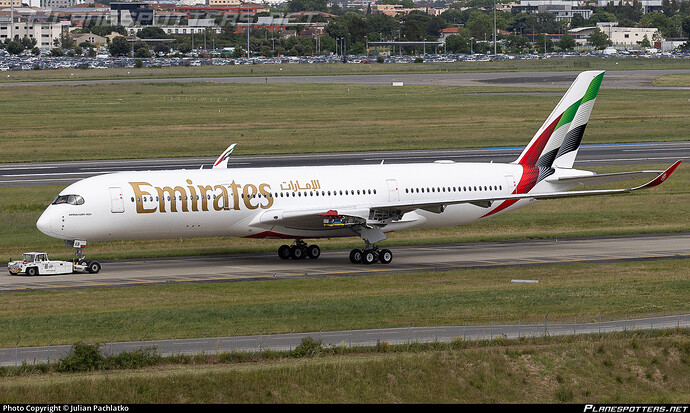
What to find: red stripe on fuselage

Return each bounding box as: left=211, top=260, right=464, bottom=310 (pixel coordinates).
left=481, top=165, right=540, bottom=218
left=244, top=231, right=295, bottom=239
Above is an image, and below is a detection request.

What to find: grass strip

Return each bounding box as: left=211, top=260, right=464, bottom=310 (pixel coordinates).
left=0, top=330, right=687, bottom=403
left=0, top=258, right=688, bottom=347
left=0, top=83, right=688, bottom=163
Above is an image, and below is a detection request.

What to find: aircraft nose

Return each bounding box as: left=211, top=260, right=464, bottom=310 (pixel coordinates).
left=36, top=207, right=59, bottom=238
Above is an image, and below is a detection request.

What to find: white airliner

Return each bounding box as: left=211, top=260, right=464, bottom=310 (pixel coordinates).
left=36, top=71, right=680, bottom=264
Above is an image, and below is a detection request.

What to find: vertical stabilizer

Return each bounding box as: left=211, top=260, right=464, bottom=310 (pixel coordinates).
left=514, top=71, right=604, bottom=169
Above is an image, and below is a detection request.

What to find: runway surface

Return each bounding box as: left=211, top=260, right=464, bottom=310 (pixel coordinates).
left=1, top=141, right=688, bottom=187
left=3, top=233, right=690, bottom=292
left=1, top=69, right=689, bottom=90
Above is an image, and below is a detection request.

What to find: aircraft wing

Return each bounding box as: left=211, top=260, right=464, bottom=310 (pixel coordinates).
left=251, top=161, right=680, bottom=231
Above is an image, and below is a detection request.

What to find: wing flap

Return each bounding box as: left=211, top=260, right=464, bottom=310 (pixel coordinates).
left=252, top=207, right=369, bottom=230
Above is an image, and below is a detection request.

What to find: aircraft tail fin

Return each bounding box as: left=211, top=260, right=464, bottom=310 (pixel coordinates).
left=514, top=70, right=604, bottom=169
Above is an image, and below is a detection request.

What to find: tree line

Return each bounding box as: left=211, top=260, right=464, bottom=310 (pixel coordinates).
left=3, top=0, right=688, bottom=57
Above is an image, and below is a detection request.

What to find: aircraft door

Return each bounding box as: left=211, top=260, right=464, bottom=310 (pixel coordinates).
left=109, top=187, right=125, bottom=213
left=505, top=175, right=516, bottom=192
left=386, top=179, right=399, bottom=202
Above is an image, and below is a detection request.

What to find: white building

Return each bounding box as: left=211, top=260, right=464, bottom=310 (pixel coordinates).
left=40, top=0, right=93, bottom=8
left=569, top=22, right=661, bottom=48
left=0, top=19, right=70, bottom=48
left=0, top=0, right=21, bottom=7
left=595, top=0, right=662, bottom=12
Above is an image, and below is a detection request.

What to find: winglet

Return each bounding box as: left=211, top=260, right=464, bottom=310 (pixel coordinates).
left=635, top=160, right=682, bottom=189
left=212, top=143, right=237, bottom=169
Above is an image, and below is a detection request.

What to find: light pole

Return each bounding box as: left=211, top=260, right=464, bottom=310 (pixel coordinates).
left=10, top=0, right=14, bottom=41
left=493, top=0, right=497, bottom=55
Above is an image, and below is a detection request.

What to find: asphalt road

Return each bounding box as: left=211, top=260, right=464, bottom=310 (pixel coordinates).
left=2, top=312, right=688, bottom=366
left=1, top=142, right=688, bottom=187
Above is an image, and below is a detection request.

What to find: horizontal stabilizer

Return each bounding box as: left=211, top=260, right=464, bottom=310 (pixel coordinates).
left=545, top=169, right=671, bottom=187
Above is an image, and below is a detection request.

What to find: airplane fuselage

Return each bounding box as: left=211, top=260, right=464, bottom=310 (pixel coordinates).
left=37, top=162, right=561, bottom=242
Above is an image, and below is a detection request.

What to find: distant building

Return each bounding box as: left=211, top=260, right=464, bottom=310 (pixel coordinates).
left=207, top=0, right=240, bottom=5
left=0, top=0, right=21, bottom=7
left=569, top=23, right=661, bottom=47
left=40, top=0, right=94, bottom=8
left=234, top=17, right=288, bottom=34
left=439, top=27, right=459, bottom=41
left=0, top=19, right=70, bottom=48
left=597, top=23, right=660, bottom=47
left=71, top=31, right=105, bottom=45
left=110, top=2, right=154, bottom=26
left=174, top=3, right=270, bottom=17
left=595, top=0, right=662, bottom=12
left=546, top=5, right=593, bottom=21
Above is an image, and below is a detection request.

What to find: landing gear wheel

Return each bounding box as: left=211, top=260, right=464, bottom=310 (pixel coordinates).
left=307, top=244, right=321, bottom=259
left=379, top=249, right=393, bottom=264
left=362, top=249, right=378, bottom=265
left=278, top=245, right=292, bottom=260
left=349, top=249, right=362, bottom=264
left=290, top=245, right=307, bottom=259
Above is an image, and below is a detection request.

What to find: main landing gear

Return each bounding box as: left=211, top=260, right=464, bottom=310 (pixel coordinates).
left=278, top=240, right=321, bottom=260
left=349, top=247, right=392, bottom=265
left=276, top=239, right=393, bottom=264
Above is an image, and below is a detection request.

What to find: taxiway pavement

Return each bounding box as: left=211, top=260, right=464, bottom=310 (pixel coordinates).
left=3, top=233, right=689, bottom=291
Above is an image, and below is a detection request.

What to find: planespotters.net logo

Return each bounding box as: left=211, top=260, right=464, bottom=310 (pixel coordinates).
left=584, top=406, right=688, bottom=413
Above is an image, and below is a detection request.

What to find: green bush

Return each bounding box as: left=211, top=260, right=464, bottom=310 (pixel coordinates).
left=107, top=348, right=161, bottom=369
left=292, top=337, right=323, bottom=358
left=57, top=343, right=105, bottom=372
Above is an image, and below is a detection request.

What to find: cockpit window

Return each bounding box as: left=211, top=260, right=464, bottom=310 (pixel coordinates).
left=52, top=194, right=85, bottom=205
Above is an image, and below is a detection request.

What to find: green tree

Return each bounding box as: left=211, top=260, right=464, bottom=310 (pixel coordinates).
left=134, top=47, right=151, bottom=58
left=445, top=34, right=470, bottom=53
left=108, top=36, right=130, bottom=56
left=588, top=28, right=612, bottom=49
left=286, top=0, right=328, bottom=13
left=379, top=0, right=414, bottom=7
left=466, top=11, right=492, bottom=41
left=682, top=15, right=690, bottom=39
left=137, top=26, right=169, bottom=39
left=535, top=33, right=554, bottom=53
left=504, top=34, right=531, bottom=53
left=638, top=34, right=652, bottom=48
left=558, top=33, right=577, bottom=51
left=367, top=13, right=400, bottom=41
left=153, top=43, right=170, bottom=56
left=6, top=41, right=23, bottom=55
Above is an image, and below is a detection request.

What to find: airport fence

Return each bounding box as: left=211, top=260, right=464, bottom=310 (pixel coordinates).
left=0, top=310, right=689, bottom=367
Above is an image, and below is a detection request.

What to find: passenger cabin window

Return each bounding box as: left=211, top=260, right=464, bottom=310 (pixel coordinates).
left=52, top=194, right=85, bottom=205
